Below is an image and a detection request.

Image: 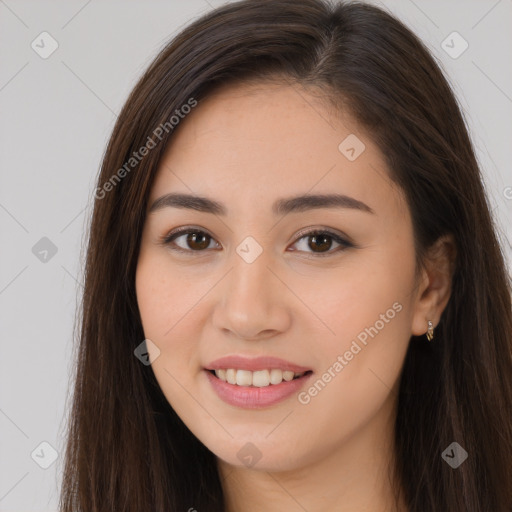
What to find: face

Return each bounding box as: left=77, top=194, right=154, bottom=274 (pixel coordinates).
left=135, top=81, right=424, bottom=472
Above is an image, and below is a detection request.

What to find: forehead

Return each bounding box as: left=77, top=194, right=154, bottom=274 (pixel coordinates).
left=150, top=81, right=405, bottom=219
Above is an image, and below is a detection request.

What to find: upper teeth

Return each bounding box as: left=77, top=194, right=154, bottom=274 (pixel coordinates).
left=214, top=368, right=306, bottom=387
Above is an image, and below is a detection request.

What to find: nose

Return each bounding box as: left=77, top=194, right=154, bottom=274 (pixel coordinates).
left=211, top=246, right=291, bottom=341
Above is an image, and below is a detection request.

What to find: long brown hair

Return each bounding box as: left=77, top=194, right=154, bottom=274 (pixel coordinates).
left=59, top=1, right=512, bottom=510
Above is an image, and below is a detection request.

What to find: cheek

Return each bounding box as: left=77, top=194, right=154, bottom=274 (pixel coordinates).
left=136, top=248, right=193, bottom=339
left=135, top=250, right=196, bottom=378
left=309, top=246, right=415, bottom=391
left=292, top=270, right=413, bottom=455
left=135, top=251, right=204, bottom=411
left=314, top=253, right=412, bottom=343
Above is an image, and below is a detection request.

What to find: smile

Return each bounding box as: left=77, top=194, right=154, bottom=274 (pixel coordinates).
left=211, top=368, right=309, bottom=387
left=205, top=369, right=313, bottom=409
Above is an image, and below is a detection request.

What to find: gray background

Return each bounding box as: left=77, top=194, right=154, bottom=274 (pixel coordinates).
left=1, top=0, right=511, bottom=510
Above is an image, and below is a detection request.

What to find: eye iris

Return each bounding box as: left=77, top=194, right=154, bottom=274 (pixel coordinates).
left=309, top=233, right=332, bottom=252
left=187, top=232, right=210, bottom=250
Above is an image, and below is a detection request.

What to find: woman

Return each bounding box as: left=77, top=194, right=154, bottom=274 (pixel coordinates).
left=59, top=0, right=512, bottom=510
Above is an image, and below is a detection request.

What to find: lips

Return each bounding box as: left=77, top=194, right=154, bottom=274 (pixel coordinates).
left=203, top=355, right=314, bottom=408
left=204, top=355, right=312, bottom=373
left=205, top=368, right=313, bottom=409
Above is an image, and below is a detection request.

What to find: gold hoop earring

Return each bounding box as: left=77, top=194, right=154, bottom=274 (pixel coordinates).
left=426, top=320, right=434, bottom=341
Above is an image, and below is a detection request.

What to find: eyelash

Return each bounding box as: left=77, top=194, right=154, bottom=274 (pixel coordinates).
left=159, top=226, right=354, bottom=258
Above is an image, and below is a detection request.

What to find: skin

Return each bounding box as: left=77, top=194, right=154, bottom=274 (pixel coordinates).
left=135, top=81, right=455, bottom=512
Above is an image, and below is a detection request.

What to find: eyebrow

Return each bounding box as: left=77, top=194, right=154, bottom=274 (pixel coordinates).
left=148, top=192, right=375, bottom=216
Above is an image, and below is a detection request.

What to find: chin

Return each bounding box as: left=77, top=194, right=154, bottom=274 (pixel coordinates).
left=209, top=438, right=309, bottom=473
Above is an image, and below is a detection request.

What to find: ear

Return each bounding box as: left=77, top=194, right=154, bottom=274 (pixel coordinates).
left=411, top=234, right=457, bottom=337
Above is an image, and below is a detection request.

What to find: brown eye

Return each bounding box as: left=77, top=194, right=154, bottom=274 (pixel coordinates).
left=291, top=230, right=352, bottom=257
left=164, top=229, right=218, bottom=252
